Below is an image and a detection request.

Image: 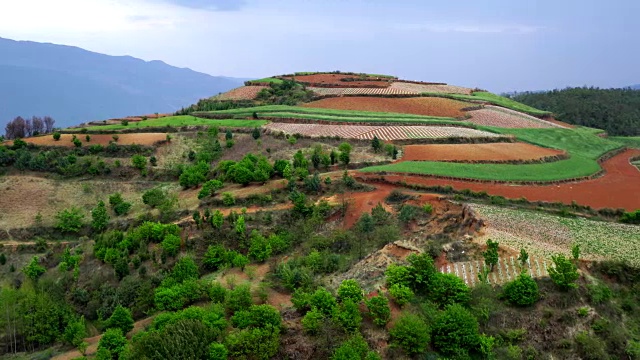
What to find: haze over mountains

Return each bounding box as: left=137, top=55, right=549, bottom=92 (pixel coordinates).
left=0, top=37, right=244, bottom=130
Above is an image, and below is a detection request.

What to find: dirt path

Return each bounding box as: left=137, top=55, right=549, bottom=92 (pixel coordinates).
left=358, top=149, right=640, bottom=211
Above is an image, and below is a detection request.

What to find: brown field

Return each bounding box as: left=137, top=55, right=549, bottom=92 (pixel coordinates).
left=303, top=96, right=470, bottom=118
left=12, top=133, right=167, bottom=147
left=214, top=85, right=268, bottom=100
left=282, top=73, right=391, bottom=87
left=400, top=143, right=564, bottom=162
left=389, top=82, right=473, bottom=95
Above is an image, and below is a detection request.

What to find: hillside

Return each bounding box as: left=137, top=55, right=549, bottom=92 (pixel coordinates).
left=1, top=71, right=639, bottom=360
left=508, top=87, right=640, bottom=136
left=0, top=37, right=244, bottom=130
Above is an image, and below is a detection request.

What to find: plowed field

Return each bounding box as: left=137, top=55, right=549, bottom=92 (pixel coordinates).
left=389, top=82, right=473, bottom=95
left=357, top=149, right=640, bottom=211
left=401, top=143, right=564, bottom=162
left=303, top=97, right=469, bottom=118
left=282, top=73, right=391, bottom=87
left=468, top=106, right=562, bottom=128
left=263, top=123, right=502, bottom=141
left=14, top=133, right=167, bottom=147
left=215, top=85, right=268, bottom=100
left=308, top=87, right=416, bottom=96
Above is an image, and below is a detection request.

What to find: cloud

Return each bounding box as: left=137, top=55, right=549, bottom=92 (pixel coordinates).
left=396, top=23, right=543, bottom=34
left=159, top=0, right=247, bottom=11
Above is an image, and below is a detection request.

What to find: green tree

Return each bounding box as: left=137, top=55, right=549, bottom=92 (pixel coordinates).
left=91, top=200, right=109, bottom=232
left=431, top=304, right=480, bottom=358
left=338, top=142, right=352, bottom=154
left=334, top=299, right=362, bottom=332
left=23, top=256, right=46, bottom=281
left=203, top=245, right=229, bottom=271
left=235, top=215, right=246, bottom=235
left=248, top=230, right=272, bottom=262
left=332, top=335, right=370, bottom=360
left=63, top=316, right=87, bottom=353
left=330, top=150, right=337, bottom=165
left=338, top=151, right=350, bottom=166
left=337, top=279, right=363, bottom=304
left=518, top=248, right=529, bottom=269
left=131, top=155, right=147, bottom=170
left=365, top=293, right=391, bottom=327
left=371, top=136, right=382, bottom=153
left=226, top=284, right=253, bottom=313
left=171, top=256, right=199, bottom=283
left=429, top=272, right=471, bottom=308
left=301, top=308, right=324, bottom=334
left=231, top=253, right=249, bottom=270
left=209, top=343, right=228, bottom=360
left=310, top=287, right=337, bottom=316
left=225, top=325, right=280, bottom=360
left=53, top=132, right=61, bottom=141
left=106, top=305, right=134, bottom=334
left=55, top=207, right=85, bottom=233
left=389, top=283, right=414, bottom=306
left=483, top=239, right=499, bottom=271
left=252, top=127, right=261, bottom=140
left=502, top=273, right=539, bottom=306
left=390, top=313, right=430, bottom=356
left=161, top=234, right=181, bottom=257
left=211, top=210, right=224, bottom=228
left=142, top=188, right=167, bottom=207
left=198, top=179, right=224, bottom=199
left=548, top=254, right=580, bottom=290
left=225, top=129, right=233, bottom=140
left=98, top=328, right=127, bottom=359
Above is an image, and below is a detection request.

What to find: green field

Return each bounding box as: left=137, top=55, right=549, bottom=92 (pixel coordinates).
left=195, top=105, right=459, bottom=124
left=421, top=91, right=552, bottom=117
left=610, top=136, right=640, bottom=149
left=246, top=77, right=283, bottom=84
left=68, top=116, right=267, bottom=132
left=362, top=127, right=623, bottom=181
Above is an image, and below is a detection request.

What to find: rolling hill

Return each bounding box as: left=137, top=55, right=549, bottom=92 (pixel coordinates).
left=0, top=37, right=244, bottom=130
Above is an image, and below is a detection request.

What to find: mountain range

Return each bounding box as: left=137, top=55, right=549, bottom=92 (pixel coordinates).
left=0, top=37, right=244, bottom=130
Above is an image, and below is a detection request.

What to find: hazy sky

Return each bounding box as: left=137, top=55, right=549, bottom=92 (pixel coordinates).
left=0, top=0, right=637, bottom=93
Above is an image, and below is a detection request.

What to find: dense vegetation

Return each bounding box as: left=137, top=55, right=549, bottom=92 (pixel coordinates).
left=509, top=87, right=640, bottom=136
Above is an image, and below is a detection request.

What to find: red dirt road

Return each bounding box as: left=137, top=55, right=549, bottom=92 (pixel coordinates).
left=9, top=133, right=167, bottom=147
left=401, top=143, right=565, bottom=162
left=358, top=149, right=640, bottom=211
left=303, top=96, right=469, bottom=118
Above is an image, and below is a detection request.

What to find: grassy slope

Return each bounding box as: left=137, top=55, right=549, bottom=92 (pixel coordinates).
left=247, top=77, right=283, bottom=84
left=421, top=91, right=552, bottom=117
left=69, top=116, right=267, bottom=132
left=362, top=127, right=623, bottom=181
left=610, top=136, right=640, bottom=149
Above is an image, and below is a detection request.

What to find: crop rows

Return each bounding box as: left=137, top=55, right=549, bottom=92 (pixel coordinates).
left=440, top=256, right=550, bottom=286
left=263, top=123, right=501, bottom=140
left=470, top=204, right=640, bottom=266
left=214, top=86, right=267, bottom=100
left=389, top=82, right=473, bottom=95
left=308, top=87, right=416, bottom=96
left=467, top=107, right=560, bottom=128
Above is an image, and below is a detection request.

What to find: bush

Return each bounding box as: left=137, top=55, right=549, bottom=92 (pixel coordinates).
left=226, top=284, right=253, bottom=313
left=390, top=313, right=430, bottom=356
left=429, top=272, right=471, bottom=308
left=337, top=279, right=363, bottom=304
left=55, top=207, right=85, bottom=233
left=301, top=308, right=323, bottom=334
left=98, top=328, right=127, bottom=359
left=142, top=188, right=167, bottom=208
left=198, top=179, right=223, bottom=199
left=548, top=254, right=579, bottom=290
left=22, top=256, right=46, bottom=281
left=365, top=293, right=391, bottom=327
left=113, top=201, right=132, bottom=216
left=225, top=325, right=280, bottom=360
left=332, top=335, right=370, bottom=360
left=203, top=245, right=230, bottom=271
left=222, top=192, right=235, bottom=206
left=388, top=283, right=413, bottom=306
left=53, top=132, right=61, bottom=141
left=91, top=201, right=109, bottom=233
left=106, top=305, right=134, bottom=334
left=161, top=234, right=181, bottom=257
left=248, top=230, right=272, bottom=262
left=209, top=343, right=228, bottom=360
left=575, top=331, right=607, bottom=360
left=431, top=304, right=480, bottom=358
left=231, top=304, right=281, bottom=329
left=334, top=299, right=362, bottom=332
left=310, top=287, right=337, bottom=316
left=502, top=273, right=539, bottom=306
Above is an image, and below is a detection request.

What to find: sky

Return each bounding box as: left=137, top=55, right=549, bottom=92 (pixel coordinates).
left=0, top=0, right=638, bottom=93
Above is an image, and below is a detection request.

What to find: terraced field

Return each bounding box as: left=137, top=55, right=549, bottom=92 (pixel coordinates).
left=263, top=123, right=502, bottom=141
left=471, top=204, right=640, bottom=266
left=308, top=87, right=416, bottom=96
left=389, top=82, right=473, bottom=95
left=468, top=106, right=562, bottom=128
left=401, top=143, right=564, bottom=162
left=213, top=85, right=267, bottom=100
left=303, top=96, right=470, bottom=118
left=440, top=256, right=550, bottom=286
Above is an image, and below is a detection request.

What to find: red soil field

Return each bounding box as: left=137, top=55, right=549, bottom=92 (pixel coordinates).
left=13, top=133, right=167, bottom=147
left=282, top=74, right=391, bottom=87
left=400, top=143, right=565, bottom=162
left=303, top=96, right=469, bottom=118
left=357, top=149, right=640, bottom=211
left=215, top=85, right=268, bottom=100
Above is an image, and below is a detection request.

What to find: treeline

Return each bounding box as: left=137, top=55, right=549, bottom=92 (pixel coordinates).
left=508, top=87, right=640, bottom=136
left=4, top=116, right=56, bottom=139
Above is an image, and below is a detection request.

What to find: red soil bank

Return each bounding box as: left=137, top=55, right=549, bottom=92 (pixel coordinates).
left=401, top=143, right=564, bottom=162
left=303, top=96, right=468, bottom=118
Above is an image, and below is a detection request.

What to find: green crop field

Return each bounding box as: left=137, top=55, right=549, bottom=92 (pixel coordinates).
left=247, top=77, right=283, bottom=84
left=68, top=116, right=267, bottom=132
left=610, top=136, right=640, bottom=149
left=362, top=127, right=623, bottom=181
left=421, top=91, right=551, bottom=117
left=196, top=105, right=458, bottom=123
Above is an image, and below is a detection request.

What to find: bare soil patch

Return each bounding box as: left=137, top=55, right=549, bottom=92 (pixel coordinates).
left=400, top=143, right=564, bottom=162
left=13, top=133, right=167, bottom=147
left=303, top=96, right=469, bottom=118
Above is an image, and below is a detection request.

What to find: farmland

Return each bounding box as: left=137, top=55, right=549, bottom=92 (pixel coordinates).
left=11, top=133, right=167, bottom=147
left=440, top=256, right=551, bottom=286
left=420, top=92, right=552, bottom=117
left=467, top=106, right=562, bottom=128
left=308, top=87, right=416, bottom=96
left=282, top=73, right=392, bottom=87
left=471, top=203, right=640, bottom=266
left=263, top=123, right=502, bottom=141
left=400, top=143, right=564, bottom=162
left=212, top=85, right=267, bottom=100
left=389, top=82, right=473, bottom=95
left=303, top=96, right=470, bottom=118
left=68, top=116, right=267, bottom=131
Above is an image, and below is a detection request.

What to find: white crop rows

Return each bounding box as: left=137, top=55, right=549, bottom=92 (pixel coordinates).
left=308, top=87, right=417, bottom=96
left=440, top=256, right=550, bottom=286
left=467, top=106, right=563, bottom=129
left=389, top=82, right=473, bottom=95
left=264, top=123, right=502, bottom=141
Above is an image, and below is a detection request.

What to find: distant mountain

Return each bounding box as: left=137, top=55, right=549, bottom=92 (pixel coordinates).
left=631, top=84, right=640, bottom=90
left=0, top=37, right=245, bottom=130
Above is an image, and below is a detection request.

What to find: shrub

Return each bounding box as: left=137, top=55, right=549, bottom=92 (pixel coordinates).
left=198, top=179, right=223, bottom=199
left=73, top=138, right=82, bottom=147
left=231, top=304, right=281, bottom=329
left=225, top=325, right=280, bottom=360
left=106, top=305, right=134, bottom=334
left=131, top=154, right=147, bottom=170
left=337, top=279, right=363, bottom=304
left=385, top=263, right=412, bottom=288
left=226, top=284, right=253, bottom=313
left=365, top=293, right=391, bottom=327
left=302, top=308, right=323, bottom=334
left=398, top=205, right=418, bottom=224
left=209, top=282, right=228, bottom=304
left=310, top=287, right=337, bottom=316
left=483, top=239, right=499, bottom=271
left=209, top=343, right=228, bottom=360
left=548, top=254, right=579, bottom=290
left=142, top=188, right=167, bottom=208
left=222, top=192, right=235, bottom=206
left=248, top=230, right=272, bottom=262
left=91, top=201, right=109, bottom=232
left=429, top=272, right=471, bottom=308
left=575, top=331, right=607, bottom=360
left=390, top=313, right=430, bottom=355
left=113, top=201, right=132, bottom=216
left=98, top=328, right=127, bottom=359
left=332, top=335, right=370, bottom=360
left=161, top=234, right=181, bottom=257
left=55, top=207, right=85, bottom=233
left=334, top=299, right=362, bottom=332
left=431, top=304, right=480, bottom=358
left=171, top=256, right=199, bottom=283
left=22, top=256, right=46, bottom=281
left=203, top=245, right=229, bottom=271
left=389, top=283, right=413, bottom=306
left=502, top=273, right=539, bottom=306
left=121, top=119, right=129, bottom=126
left=53, top=132, right=61, bottom=141
left=85, top=135, right=91, bottom=142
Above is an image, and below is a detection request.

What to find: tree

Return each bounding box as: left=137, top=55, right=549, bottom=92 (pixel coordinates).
left=235, top=216, right=246, bottom=235
left=572, top=243, right=581, bottom=262
left=225, top=325, right=280, bottom=360
left=371, top=136, right=382, bottom=153
left=203, top=245, right=229, bottom=271
left=337, top=279, right=363, bottom=303
left=365, top=293, right=391, bottom=326
left=211, top=210, right=224, bottom=228
left=161, top=234, right=181, bottom=257
left=106, top=305, right=134, bottom=334
left=209, top=343, right=228, bottom=360
left=502, top=273, right=539, bottom=306
left=227, top=284, right=253, bottom=313
left=248, top=230, right=272, bottom=262
left=334, top=299, right=362, bottom=332
left=252, top=127, right=261, bottom=140
left=23, top=256, right=46, bottom=281
left=63, top=316, right=87, bottom=353
left=98, top=328, right=127, bottom=359
left=91, top=201, right=109, bottom=232
left=310, top=287, right=337, bottom=316
left=171, top=256, right=199, bottom=283
left=225, top=129, right=233, bottom=140
left=330, top=150, right=337, bottom=165
left=332, top=335, right=370, bottom=360
left=390, top=313, right=430, bottom=356
left=518, top=248, right=529, bottom=269
left=483, top=239, right=499, bottom=271
left=338, top=151, right=350, bottom=166
left=55, top=207, right=85, bottom=233
left=198, top=179, right=223, bottom=199
left=142, top=188, right=167, bottom=207
left=302, top=308, right=324, bottom=334
left=429, top=272, right=471, bottom=308
left=131, top=154, right=147, bottom=170
left=388, top=283, right=413, bottom=306
left=431, top=304, right=480, bottom=358
left=53, top=132, right=61, bottom=141
left=548, top=254, right=580, bottom=290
